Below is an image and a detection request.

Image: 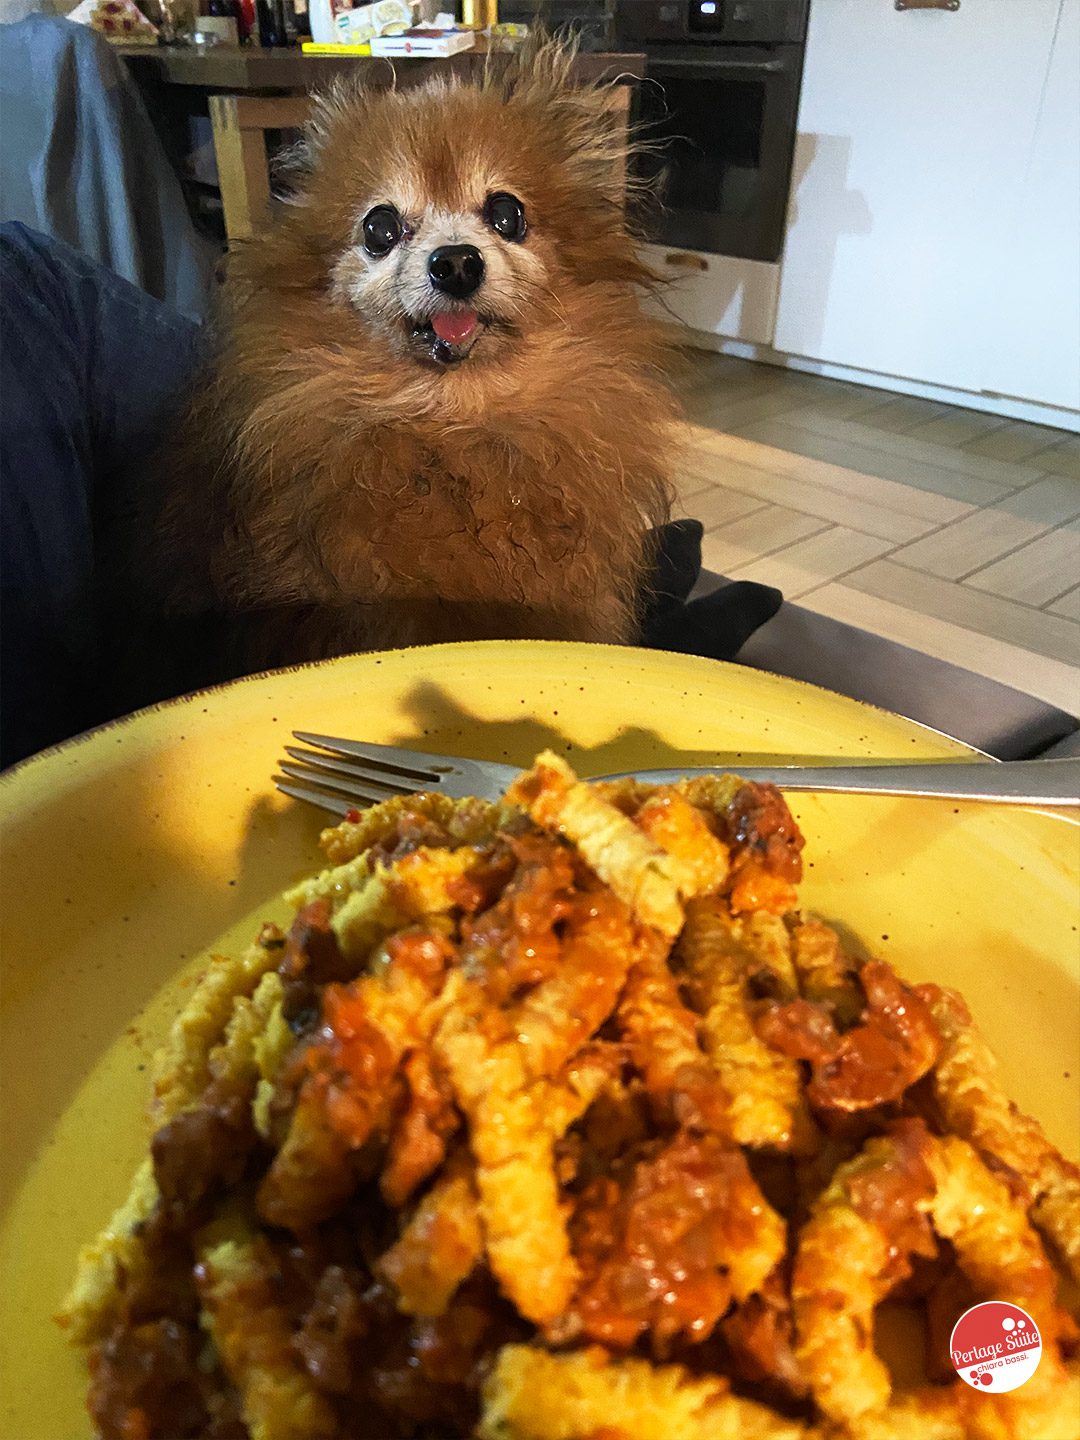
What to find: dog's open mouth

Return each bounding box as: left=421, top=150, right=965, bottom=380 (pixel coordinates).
left=409, top=309, right=484, bottom=366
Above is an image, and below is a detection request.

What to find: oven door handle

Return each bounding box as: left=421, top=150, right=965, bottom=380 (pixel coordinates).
left=646, top=58, right=787, bottom=77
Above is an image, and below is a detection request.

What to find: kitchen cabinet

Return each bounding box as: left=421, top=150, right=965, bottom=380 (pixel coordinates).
left=773, top=0, right=1078, bottom=414
left=982, top=0, right=1079, bottom=411
left=640, top=247, right=781, bottom=349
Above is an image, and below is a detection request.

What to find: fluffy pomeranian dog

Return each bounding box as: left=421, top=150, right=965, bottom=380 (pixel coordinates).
left=128, top=42, right=678, bottom=675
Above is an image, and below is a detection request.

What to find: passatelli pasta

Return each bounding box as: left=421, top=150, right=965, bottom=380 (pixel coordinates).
left=59, top=753, right=1080, bottom=1439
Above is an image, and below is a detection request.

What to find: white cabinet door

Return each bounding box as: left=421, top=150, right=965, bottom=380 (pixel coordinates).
left=774, top=0, right=1065, bottom=400
left=983, top=0, right=1080, bottom=411
left=639, top=245, right=781, bottom=347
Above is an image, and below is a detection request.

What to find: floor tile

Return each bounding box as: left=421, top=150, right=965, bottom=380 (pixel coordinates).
left=962, top=421, right=1077, bottom=464
left=724, top=526, right=892, bottom=599
left=797, top=583, right=1080, bottom=715
left=891, top=512, right=1048, bottom=581
left=671, top=465, right=716, bottom=506
left=1000, top=473, right=1080, bottom=525
left=752, top=408, right=1041, bottom=495
left=686, top=428, right=969, bottom=527
left=841, top=560, right=1080, bottom=668
left=670, top=349, right=1080, bottom=704
left=888, top=475, right=1080, bottom=580
left=854, top=394, right=952, bottom=434
left=964, top=524, right=1080, bottom=607
left=697, top=503, right=827, bottom=576
left=669, top=348, right=751, bottom=393
left=906, top=408, right=1011, bottom=450
left=679, top=484, right=768, bottom=530
left=1047, top=587, right=1080, bottom=622
left=730, top=417, right=1018, bottom=506
left=784, top=376, right=895, bottom=419
left=1027, top=435, right=1080, bottom=482
left=676, top=355, right=780, bottom=408
left=684, top=455, right=930, bottom=547
left=680, top=449, right=933, bottom=544
left=685, top=383, right=810, bottom=435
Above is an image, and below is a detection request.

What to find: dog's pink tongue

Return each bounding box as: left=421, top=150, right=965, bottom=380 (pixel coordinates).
left=432, top=310, right=478, bottom=345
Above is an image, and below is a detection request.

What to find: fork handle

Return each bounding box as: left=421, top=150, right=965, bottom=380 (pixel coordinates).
left=618, top=757, right=1080, bottom=806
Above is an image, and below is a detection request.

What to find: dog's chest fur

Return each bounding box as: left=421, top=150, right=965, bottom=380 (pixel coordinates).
left=217, top=413, right=648, bottom=619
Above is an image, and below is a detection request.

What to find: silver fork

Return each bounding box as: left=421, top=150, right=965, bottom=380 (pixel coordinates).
left=275, top=732, right=1080, bottom=813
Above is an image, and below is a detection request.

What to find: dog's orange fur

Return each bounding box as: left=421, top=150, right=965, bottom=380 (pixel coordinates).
left=136, top=43, right=678, bottom=670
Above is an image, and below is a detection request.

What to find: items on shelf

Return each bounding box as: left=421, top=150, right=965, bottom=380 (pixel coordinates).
left=368, top=24, right=475, bottom=55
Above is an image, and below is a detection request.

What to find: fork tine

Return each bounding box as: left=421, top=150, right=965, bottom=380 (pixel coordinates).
left=282, top=745, right=443, bottom=793
left=273, top=778, right=355, bottom=817
left=278, top=760, right=413, bottom=803
left=292, top=731, right=449, bottom=782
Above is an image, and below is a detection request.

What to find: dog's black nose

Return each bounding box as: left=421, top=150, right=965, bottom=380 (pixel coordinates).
left=428, top=245, right=485, bottom=299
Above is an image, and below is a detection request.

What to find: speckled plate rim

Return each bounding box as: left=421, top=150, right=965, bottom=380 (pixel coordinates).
left=0, top=638, right=997, bottom=799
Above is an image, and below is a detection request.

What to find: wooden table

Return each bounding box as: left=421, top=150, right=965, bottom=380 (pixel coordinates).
left=119, top=45, right=645, bottom=242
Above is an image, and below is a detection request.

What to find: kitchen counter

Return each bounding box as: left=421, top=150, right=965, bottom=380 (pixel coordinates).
left=116, top=41, right=644, bottom=93
left=116, top=40, right=644, bottom=242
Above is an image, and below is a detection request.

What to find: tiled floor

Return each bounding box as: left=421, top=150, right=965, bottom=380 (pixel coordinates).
left=673, top=351, right=1080, bottom=714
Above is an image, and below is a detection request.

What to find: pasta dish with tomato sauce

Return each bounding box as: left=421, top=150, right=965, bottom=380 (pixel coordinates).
left=59, top=753, right=1080, bottom=1439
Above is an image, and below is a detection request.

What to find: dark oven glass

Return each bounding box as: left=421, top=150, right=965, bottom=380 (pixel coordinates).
left=632, top=48, right=804, bottom=264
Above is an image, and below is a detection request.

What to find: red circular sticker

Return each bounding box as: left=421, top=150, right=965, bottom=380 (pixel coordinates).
left=951, top=1301, right=1042, bottom=1393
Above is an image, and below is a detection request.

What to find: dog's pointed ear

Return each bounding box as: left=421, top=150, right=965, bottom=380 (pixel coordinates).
left=549, top=81, right=633, bottom=211
left=307, top=76, right=357, bottom=144
left=304, top=75, right=374, bottom=157
left=273, top=76, right=379, bottom=201
left=498, top=35, right=632, bottom=209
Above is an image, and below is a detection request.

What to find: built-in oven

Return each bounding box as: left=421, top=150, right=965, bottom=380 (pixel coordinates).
left=615, top=0, right=810, bottom=345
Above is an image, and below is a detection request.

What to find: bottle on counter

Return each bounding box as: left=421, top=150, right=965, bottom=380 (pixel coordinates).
left=256, top=0, right=288, bottom=45
left=206, top=0, right=241, bottom=42
left=235, top=0, right=255, bottom=40
left=461, top=0, right=499, bottom=28
left=289, top=0, right=311, bottom=38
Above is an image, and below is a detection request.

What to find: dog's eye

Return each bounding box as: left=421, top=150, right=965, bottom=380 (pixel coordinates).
left=484, top=192, right=527, bottom=243
left=362, top=205, right=404, bottom=257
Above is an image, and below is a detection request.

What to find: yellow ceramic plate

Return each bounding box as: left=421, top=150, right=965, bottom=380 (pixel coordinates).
left=2, top=641, right=1077, bottom=1437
